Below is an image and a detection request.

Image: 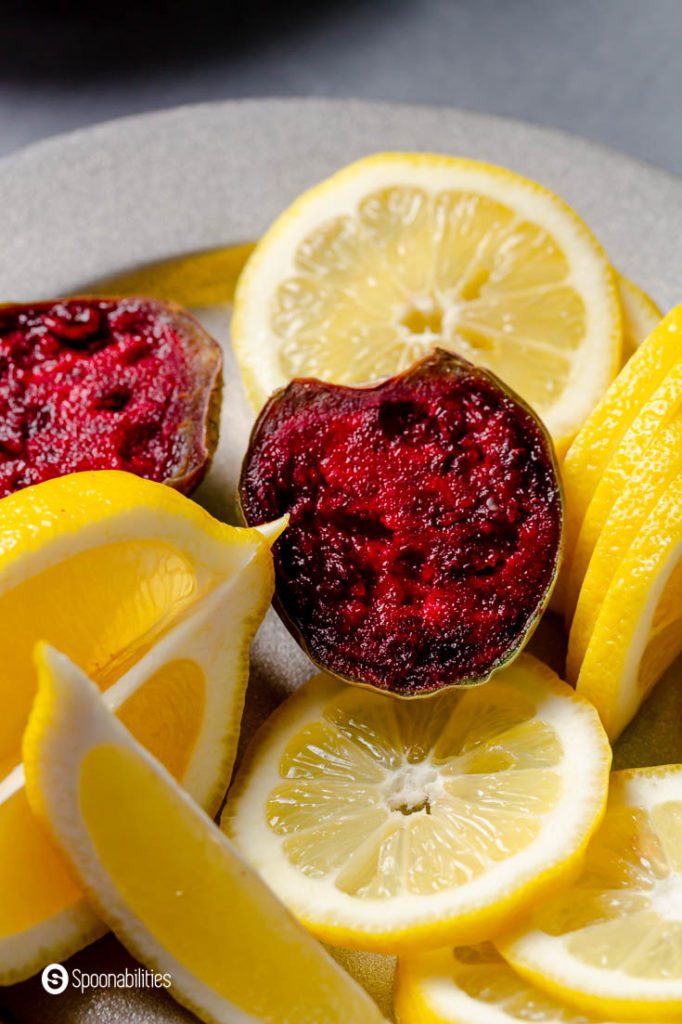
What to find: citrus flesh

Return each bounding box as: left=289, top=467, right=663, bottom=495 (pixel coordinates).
left=561, top=306, right=682, bottom=597
left=0, top=471, right=273, bottom=779
left=0, top=470, right=280, bottom=983
left=22, top=646, right=386, bottom=1024
left=395, top=941, right=656, bottom=1023
left=232, top=153, right=621, bottom=455
left=500, top=766, right=682, bottom=1022
left=564, top=361, right=682, bottom=621
left=223, top=657, right=610, bottom=953
left=567, top=419, right=682, bottom=686
left=573, top=480, right=682, bottom=740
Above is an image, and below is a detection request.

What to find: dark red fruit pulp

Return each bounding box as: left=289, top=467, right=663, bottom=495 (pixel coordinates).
left=240, top=350, right=562, bottom=695
left=0, top=297, right=222, bottom=498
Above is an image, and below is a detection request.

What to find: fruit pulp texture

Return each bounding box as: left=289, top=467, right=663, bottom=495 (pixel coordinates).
left=240, top=353, right=562, bottom=694
left=78, top=743, right=384, bottom=1024
left=0, top=298, right=199, bottom=496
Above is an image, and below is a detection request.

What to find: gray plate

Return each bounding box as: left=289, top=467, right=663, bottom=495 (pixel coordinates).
left=0, top=98, right=680, bottom=1024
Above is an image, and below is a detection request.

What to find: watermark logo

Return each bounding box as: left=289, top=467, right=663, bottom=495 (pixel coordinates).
left=40, top=963, right=171, bottom=995
left=41, top=963, right=69, bottom=995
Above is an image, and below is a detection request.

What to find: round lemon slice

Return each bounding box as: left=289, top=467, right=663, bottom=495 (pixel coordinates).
left=618, top=275, right=663, bottom=362
left=500, top=766, right=682, bottom=1022
left=564, top=360, right=682, bottom=621
left=395, top=941, right=654, bottom=1024
left=222, top=656, right=610, bottom=954
left=0, top=470, right=281, bottom=983
left=22, top=645, right=386, bottom=1024
left=232, top=153, right=621, bottom=455
left=573, top=477, right=682, bottom=740
left=560, top=305, right=682, bottom=591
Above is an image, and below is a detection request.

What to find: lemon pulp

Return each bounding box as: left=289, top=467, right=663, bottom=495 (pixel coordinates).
left=266, top=684, right=562, bottom=899
left=0, top=539, right=207, bottom=780
left=273, top=186, right=585, bottom=417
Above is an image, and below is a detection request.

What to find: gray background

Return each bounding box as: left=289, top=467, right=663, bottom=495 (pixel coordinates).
left=1, top=0, right=681, bottom=173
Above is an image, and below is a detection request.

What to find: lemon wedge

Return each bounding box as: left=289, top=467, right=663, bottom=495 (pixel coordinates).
left=223, top=657, right=610, bottom=953
left=561, top=306, right=682, bottom=596
left=564, top=360, right=682, bottom=621
left=618, top=274, right=663, bottom=362
left=567, top=419, right=682, bottom=687
left=0, top=470, right=280, bottom=983
left=500, top=766, right=682, bottom=1022
left=395, top=941, right=655, bottom=1023
left=22, top=645, right=386, bottom=1024
left=572, top=477, right=682, bottom=740
left=232, top=153, right=621, bottom=455
left=0, top=470, right=278, bottom=779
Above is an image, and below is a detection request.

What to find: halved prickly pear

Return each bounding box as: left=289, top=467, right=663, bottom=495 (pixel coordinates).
left=0, top=297, right=222, bottom=497
left=240, top=350, right=563, bottom=696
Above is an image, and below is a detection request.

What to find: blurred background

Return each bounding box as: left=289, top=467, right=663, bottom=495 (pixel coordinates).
left=1, top=0, right=681, bottom=172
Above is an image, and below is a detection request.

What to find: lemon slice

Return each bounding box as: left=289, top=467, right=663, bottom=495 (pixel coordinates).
left=564, top=361, right=682, bottom=620
left=572, top=477, right=682, bottom=740
left=567, top=419, right=682, bottom=686
left=223, top=656, right=610, bottom=953
left=0, top=470, right=281, bottom=983
left=0, top=575, right=281, bottom=985
left=96, top=243, right=255, bottom=306
left=22, top=645, right=386, bottom=1024
left=561, top=306, right=682, bottom=590
left=395, top=941, right=652, bottom=1023
left=0, top=470, right=276, bottom=780
left=232, top=153, right=621, bottom=455
left=500, top=766, right=682, bottom=1022
left=618, top=275, right=663, bottom=362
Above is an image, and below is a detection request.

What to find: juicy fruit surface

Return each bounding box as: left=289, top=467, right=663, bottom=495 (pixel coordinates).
left=567, top=419, right=682, bottom=687
left=0, top=471, right=278, bottom=983
left=396, top=942, right=622, bottom=1023
left=561, top=306, right=682, bottom=590
left=500, top=767, right=682, bottom=1021
left=240, top=350, right=562, bottom=695
left=563, top=361, right=682, bottom=624
left=0, top=297, right=221, bottom=497
left=0, top=471, right=260, bottom=780
left=22, top=649, right=386, bottom=1024
left=573, top=478, right=682, bottom=740
left=232, top=153, right=621, bottom=454
left=223, top=658, right=611, bottom=953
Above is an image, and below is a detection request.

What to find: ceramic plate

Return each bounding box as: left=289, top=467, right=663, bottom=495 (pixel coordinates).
left=0, top=98, right=680, bottom=1024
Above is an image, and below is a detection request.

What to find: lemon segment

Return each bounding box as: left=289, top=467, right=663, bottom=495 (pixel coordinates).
left=573, top=477, right=682, bottom=740
left=22, top=647, right=386, bottom=1024
left=0, top=568, right=275, bottom=985
left=500, top=766, right=682, bottom=1022
left=0, top=471, right=281, bottom=984
left=95, top=243, right=255, bottom=306
left=567, top=420, right=682, bottom=686
left=223, top=656, right=610, bottom=953
left=0, top=471, right=271, bottom=781
left=564, top=361, right=682, bottom=621
left=561, top=306, right=682, bottom=591
left=395, top=941, right=644, bottom=1023
left=618, top=275, right=664, bottom=362
left=232, top=153, right=621, bottom=455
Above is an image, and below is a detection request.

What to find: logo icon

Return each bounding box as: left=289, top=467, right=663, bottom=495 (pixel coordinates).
left=41, top=963, right=69, bottom=995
